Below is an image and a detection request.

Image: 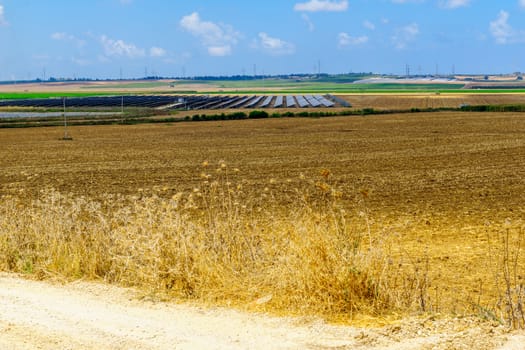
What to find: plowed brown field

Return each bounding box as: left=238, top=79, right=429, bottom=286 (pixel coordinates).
left=1, top=111, right=525, bottom=318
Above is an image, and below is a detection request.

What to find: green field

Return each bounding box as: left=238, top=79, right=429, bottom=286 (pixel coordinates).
left=182, top=79, right=466, bottom=92
left=3, top=79, right=525, bottom=100
left=81, top=82, right=173, bottom=89
left=0, top=92, right=126, bottom=100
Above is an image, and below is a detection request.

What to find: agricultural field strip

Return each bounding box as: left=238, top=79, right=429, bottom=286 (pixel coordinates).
left=0, top=111, right=121, bottom=119
left=2, top=112, right=525, bottom=319
left=0, top=94, right=342, bottom=110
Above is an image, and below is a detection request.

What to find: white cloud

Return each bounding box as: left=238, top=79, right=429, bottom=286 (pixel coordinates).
left=302, top=14, right=315, bottom=32
left=363, top=20, right=375, bottom=30
left=254, top=32, right=295, bottom=55
left=51, top=32, right=86, bottom=48
left=149, top=47, right=166, bottom=57
left=392, top=23, right=419, bottom=49
left=490, top=11, right=514, bottom=44
left=391, top=0, right=424, bottom=3
left=439, top=0, right=470, bottom=9
left=207, top=46, right=231, bottom=56
left=0, top=5, right=8, bottom=26
left=100, top=35, right=145, bottom=58
left=338, top=32, right=368, bottom=47
left=51, top=32, right=67, bottom=40
left=294, top=0, right=348, bottom=12
left=180, top=12, right=240, bottom=57
left=520, top=0, right=525, bottom=8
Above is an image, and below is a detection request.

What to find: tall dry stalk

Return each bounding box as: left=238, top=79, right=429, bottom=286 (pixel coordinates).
left=487, top=221, right=525, bottom=329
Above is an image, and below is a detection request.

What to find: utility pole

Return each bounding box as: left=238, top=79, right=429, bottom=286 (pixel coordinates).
left=61, top=97, right=73, bottom=140
left=121, top=95, right=124, bottom=124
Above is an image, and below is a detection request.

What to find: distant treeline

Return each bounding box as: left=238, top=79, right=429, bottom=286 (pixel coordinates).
left=0, top=73, right=373, bottom=85
left=187, top=105, right=525, bottom=122
left=459, top=104, right=525, bottom=112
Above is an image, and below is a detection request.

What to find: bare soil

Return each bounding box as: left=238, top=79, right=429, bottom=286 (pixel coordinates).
left=2, top=113, right=525, bottom=314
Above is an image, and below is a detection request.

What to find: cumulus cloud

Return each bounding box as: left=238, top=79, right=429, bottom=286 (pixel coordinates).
left=391, top=0, right=424, bottom=3
left=100, top=35, right=145, bottom=58
left=338, top=32, right=368, bottom=47
left=490, top=10, right=514, bottom=44
left=180, top=12, right=240, bottom=57
left=392, top=23, right=419, bottom=49
left=0, top=5, right=8, bottom=26
left=149, top=46, right=166, bottom=57
left=253, top=32, right=295, bottom=55
left=439, top=0, right=470, bottom=9
left=207, top=46, right=231, bottom=56
left=294, top=0, right=348, bottom=12
left=51, top=32, right=86, bottom=48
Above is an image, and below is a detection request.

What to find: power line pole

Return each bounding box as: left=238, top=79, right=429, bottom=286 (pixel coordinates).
left=61, top=97, right=73, bottom=141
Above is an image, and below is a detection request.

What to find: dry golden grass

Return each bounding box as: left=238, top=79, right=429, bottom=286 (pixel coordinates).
left=0, top=171, right=416, bottom=320
left=1, top=112, right=525, bottom=324
left=344, top=93, right=525, bottom=110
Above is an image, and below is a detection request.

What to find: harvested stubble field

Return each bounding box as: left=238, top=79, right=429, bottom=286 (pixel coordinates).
left=345, top=93, right=525, bottom=110
left=1, top=112, right=525, bottom=325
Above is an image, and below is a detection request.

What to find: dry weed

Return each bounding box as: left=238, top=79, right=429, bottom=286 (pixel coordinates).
left=0, top=167, right=422, bottom=320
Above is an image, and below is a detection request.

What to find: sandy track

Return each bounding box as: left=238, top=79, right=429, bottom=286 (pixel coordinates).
left=0, top=273, right=523, bottom=350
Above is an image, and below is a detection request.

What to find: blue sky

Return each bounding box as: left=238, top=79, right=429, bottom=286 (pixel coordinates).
left=1, top=0, right=525, bottom=80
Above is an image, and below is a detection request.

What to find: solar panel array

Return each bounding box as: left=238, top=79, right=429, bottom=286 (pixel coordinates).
left=273, top=96, right=284, bottom=108
left=305, top=95, right=321, bottom=107
left=285, top=96, right=296, bottom=108
left=0, top=94, right=351, bottom=110
left=325, top=94, right=351, bottom=107
left=295, top=95, right=309, bottom=108
left=244, top=96, right=263, bottom=108
left=260, top=96, right=274, bottom=108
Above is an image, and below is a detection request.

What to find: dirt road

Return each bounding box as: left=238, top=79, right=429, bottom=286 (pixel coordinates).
left=0, top=273, right=523, bottom=350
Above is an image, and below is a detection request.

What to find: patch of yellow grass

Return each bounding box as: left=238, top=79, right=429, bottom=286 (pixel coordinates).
left=0, top=167, right=427, bottom=321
